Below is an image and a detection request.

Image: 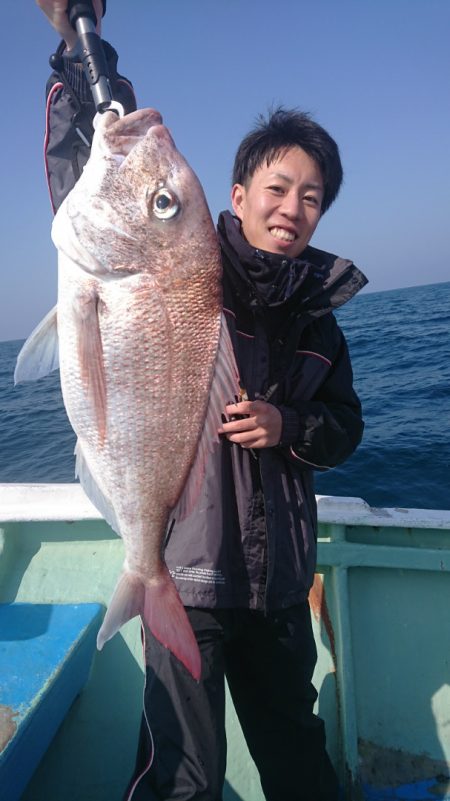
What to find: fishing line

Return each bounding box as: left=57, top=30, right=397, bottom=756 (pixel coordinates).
left=125, top=623, right=155, bottom=801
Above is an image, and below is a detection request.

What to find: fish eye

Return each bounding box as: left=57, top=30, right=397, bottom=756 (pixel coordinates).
left=150, top=188, right=179, bottom=220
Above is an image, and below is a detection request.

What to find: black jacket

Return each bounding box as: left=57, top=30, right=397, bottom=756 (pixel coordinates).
left=44, top=42, right=367, bottom=610
left=166, top=213, right=366, bottom=610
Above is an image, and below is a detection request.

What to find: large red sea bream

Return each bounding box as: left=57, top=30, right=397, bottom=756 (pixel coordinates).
left=15, top=108, right=239, bottom=680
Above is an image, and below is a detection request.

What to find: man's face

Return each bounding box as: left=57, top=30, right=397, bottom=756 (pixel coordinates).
left=231, top=146, right=324, bottom=259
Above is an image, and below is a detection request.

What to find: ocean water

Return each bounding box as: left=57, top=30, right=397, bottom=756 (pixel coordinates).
left=0, top=281, right=449, bottom=510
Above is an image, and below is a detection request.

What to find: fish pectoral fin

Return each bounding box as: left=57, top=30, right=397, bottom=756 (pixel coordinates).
left=75, top=290, right=107, bottom=444
left=98, top=567, right=202, bottom=682
left=75, top=440, right=120, bottom=534
left=14, top=305, right=59, bottom=384
left=174, top=312, right=241, bottom=522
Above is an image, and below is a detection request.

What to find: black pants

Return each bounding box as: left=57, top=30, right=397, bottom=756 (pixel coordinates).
left=124, top=603, right=339, bottom=801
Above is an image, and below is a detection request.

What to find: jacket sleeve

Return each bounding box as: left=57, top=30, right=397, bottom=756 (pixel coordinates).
left=44, top=40, right=137, bottom=212
left=277, top=329, right=364, bottom=471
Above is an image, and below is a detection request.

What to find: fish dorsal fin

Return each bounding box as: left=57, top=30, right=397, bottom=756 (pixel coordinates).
left=75, top=440, right=120, bottom=535
left=174, top=312, right=240, bottom=522
left=14, top=306, right=59, bottom=384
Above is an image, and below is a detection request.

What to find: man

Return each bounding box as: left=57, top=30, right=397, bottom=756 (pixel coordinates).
left=38, top=2, right=367, bottom=799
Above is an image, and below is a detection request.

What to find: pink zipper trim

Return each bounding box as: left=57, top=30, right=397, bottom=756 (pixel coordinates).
left=295, top=350, right=332, bottom=367
left=289, top=447, right=330, bottom=470
left=44, top=81, right=64, bottom=214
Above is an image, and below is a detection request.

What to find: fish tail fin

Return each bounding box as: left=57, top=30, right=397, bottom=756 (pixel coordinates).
left=97, top=571, right=144, bottom=651
left=143, top=569, right=202, bottom=682
left=97, top=568, right=201, bottom=681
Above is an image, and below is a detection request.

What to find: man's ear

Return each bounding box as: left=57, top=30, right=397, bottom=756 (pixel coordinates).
left=231, top=183, right=245, bottom=221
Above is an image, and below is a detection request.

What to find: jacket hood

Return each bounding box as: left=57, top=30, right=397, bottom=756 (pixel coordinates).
left=217, top=210, right=368, bottom=320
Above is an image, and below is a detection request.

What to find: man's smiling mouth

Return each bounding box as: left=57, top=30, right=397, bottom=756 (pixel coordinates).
left=269, top=227, right=296, bottom=242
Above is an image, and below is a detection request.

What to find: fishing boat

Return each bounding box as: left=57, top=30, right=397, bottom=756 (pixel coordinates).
left=1, top=483, right=449, bottom=801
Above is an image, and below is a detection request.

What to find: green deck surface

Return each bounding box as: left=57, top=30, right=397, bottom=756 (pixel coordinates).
left=1, top=486, right=449, bottom=800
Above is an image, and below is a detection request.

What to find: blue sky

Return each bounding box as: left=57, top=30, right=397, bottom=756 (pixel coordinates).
left=1, top=0, right=449, bottom=341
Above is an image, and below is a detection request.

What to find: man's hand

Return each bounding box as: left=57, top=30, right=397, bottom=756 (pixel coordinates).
left=36, top=0, right=103, bottom=52
left=218, top=400, right=282, bottom=449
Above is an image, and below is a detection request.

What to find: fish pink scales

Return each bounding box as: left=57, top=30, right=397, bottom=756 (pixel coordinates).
left=15, top=108, right=239, bottom=681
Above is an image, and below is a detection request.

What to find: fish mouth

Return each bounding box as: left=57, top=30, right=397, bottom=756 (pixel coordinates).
left=114, top=108, right=163, bottom=136
left=100, top=108, right=169, bottom=158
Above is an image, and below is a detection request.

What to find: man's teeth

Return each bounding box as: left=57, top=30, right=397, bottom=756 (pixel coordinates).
left=270, top=227, right=296, bottom=242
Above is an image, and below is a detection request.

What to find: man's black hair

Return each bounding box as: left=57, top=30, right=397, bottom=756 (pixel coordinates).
left=232, top=107, right=343, bottom=214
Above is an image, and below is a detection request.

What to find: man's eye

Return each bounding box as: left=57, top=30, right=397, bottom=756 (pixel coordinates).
left=268, top=185, right=284, bottom=194
left=305, top=195, right=319, bottom=206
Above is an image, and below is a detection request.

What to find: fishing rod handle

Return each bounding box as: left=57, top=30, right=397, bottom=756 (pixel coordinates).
left=68, top=0, right=98, bottom=28
left=68, top=0, right=117, bottom=114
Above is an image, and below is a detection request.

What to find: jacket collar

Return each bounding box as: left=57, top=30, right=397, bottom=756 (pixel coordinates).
left=217, top=210, right=368, bottom=319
